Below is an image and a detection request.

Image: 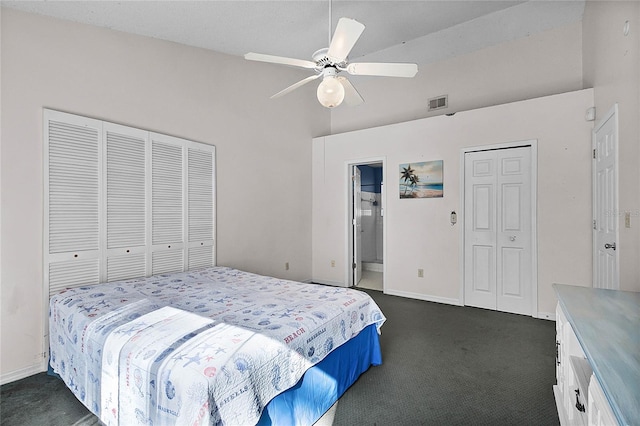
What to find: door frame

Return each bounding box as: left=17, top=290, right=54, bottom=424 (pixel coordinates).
left=592, top=104, right=619, bottom=289
left=459, top=140, right=538, bottom=317
left=353, top=166, right=362, bottom=286
left=346, top=157, right=386, bottom=288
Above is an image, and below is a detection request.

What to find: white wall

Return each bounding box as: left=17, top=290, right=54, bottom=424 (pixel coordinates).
left=331, top=22, right=584, bottom=134
left=313, top=89, right=595, bottom=316
left=0, top=9, right=328, bottom=382
left=315, top=2, right=640, bottom=308
left=582, top=1, right=640, bottom=292
left=360, top=191, right=383, bottom=263
left=327, top=2, right=640, bottom=295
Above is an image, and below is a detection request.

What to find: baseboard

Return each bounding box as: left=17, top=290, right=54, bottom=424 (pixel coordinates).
left=379, top=291, right=555, bottom=320
left=312, top=279, right=347, bottom=287
left=384, top=289, right=463, bottom=307
left=537, top=311, right=556, bottom=321
left=0, top=362, right=46, bottom=385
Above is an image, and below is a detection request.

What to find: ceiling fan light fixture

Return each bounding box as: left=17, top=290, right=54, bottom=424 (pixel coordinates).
left=317, top=69, right=345, bottom=108
left=245, top=17, right=417, bottom=107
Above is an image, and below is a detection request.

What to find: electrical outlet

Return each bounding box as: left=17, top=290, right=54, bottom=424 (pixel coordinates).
left=331, top=260, right=336, bottom=267
left=285, top=262, right=289, bottom=271
left=418, top=269, right=424, bottom=278
left=625, top=212, right=631, bottom=228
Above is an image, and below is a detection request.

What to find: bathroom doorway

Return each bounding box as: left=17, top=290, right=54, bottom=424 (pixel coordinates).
left=350, top=162, right=384, bottom=291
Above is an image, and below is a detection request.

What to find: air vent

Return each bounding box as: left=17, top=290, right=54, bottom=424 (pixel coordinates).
left=428, top=95, right=448, bottom=111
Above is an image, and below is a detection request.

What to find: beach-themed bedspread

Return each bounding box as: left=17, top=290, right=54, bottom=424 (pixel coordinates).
left=49, top=266, right=386, bottom=425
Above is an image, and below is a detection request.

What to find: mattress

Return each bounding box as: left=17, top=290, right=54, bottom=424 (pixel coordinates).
left=49, top=266, right=385, bottom=425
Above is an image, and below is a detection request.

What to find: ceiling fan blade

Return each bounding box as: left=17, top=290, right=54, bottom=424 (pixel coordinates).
left=327, top=18, right=366, bottom=63
left=337, top=76, right=364, bottom=106
left=245, top=52, right=317, bottom=69
left=271, top=74, right=322, bottom=99
left=346, top=62, right=418, bottom=78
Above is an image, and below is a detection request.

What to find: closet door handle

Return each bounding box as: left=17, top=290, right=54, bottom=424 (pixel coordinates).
left=575, top=389, right=585, bottom=412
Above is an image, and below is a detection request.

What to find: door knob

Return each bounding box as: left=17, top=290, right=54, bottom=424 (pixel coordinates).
left=509, top=236, right=516, bottom=241
left=604, top=242, right=616, bottom=250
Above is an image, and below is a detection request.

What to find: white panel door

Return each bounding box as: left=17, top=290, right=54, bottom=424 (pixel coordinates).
left=464, top=146, right=533, bottom=316
left=593, top=106, right=619, bottom=290
left=353, top=166, right=362, bottom=285
left=464, top=151, right=498, bottom=309
left=496, top=147, right=532, bottom=315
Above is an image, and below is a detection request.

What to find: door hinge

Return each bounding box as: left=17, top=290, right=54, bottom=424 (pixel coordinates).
left=593, top=148, right=596, bottom=159
left=593, top=219, right=597, bottom=230
left=352, top=263, right=357, bottom=270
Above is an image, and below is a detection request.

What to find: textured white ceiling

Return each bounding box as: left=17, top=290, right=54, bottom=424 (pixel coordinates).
left=2, top=1, right=585, bottom=64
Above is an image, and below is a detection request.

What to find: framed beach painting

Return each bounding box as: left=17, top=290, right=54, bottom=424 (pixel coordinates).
left=399, top=160, right=443, bottom=198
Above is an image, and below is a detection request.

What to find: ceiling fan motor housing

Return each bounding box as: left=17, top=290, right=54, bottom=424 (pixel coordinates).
left=313, top=48, right=346, bottom=69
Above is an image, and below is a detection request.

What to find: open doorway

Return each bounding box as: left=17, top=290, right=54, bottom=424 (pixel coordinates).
left=349, top=162, right=384, bottom=291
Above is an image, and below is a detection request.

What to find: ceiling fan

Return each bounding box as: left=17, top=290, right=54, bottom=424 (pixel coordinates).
left=245, top=17, right=418, bottom=108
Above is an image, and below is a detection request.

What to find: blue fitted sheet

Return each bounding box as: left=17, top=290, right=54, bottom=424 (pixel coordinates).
left=258, top=323, right=382, bottom=425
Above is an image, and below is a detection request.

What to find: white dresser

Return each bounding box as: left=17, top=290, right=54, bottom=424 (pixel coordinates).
left=553, top=284, right=640, bottom=426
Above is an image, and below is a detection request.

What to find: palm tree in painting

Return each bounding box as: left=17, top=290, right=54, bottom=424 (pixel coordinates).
left=400, top=165, right=415, bottom=196
left=409, top=173, right=420, bottom=196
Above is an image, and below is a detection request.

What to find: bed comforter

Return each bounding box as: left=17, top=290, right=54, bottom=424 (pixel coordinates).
left=49, top=266, right=385, bottom=425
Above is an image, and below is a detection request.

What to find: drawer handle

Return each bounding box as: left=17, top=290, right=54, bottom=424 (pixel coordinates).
left=575, top=389, right=585, bottom=412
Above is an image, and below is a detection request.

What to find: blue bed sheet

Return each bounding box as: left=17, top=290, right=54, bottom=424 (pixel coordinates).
left=258, top=323, right=382, bottom=425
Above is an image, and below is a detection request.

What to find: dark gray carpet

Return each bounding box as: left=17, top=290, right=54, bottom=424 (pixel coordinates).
left=0, top=372, right=99, bottom=426
left=1, top=289, right=559, bottom=425
left=333, top=289, right=560, bottom=425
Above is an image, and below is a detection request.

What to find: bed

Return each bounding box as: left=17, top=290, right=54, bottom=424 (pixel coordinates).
left=48, top=266, right=385, bottom=425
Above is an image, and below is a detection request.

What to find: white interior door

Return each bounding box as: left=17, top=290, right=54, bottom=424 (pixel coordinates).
left=593, top=105, right=619, bottom=289
left=464, top=146, right=533, bottom=316
left=353, top=166, right=362, bottom=285
left=464, top=150, right=498, bottom=310
left=496, top=147, right=532, bottom=315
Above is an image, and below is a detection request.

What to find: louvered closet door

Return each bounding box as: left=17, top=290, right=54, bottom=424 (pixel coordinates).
left=45, top=111, right=102, bottom=296
left=45, top=110, right=217, bottom=296
left=104, top=123, right=148, bottom=282
left=150, top=133, right=185, bottom=275
left=186, top=143, right=216, bottom=269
